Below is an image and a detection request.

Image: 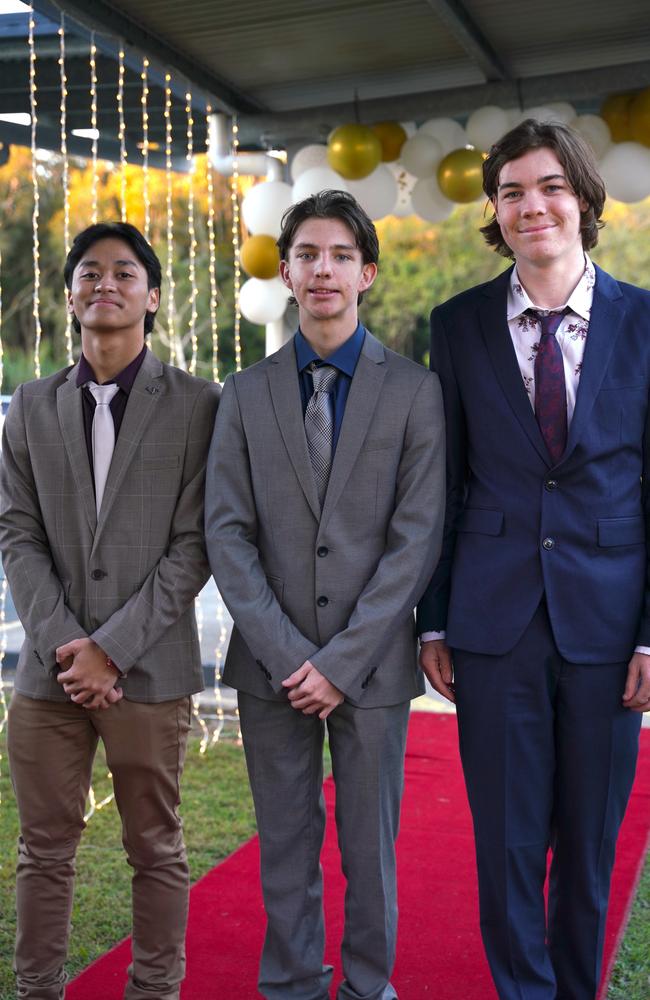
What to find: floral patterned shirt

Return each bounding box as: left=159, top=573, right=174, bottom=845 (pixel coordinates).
left=507, top=255, right=595, bottom=424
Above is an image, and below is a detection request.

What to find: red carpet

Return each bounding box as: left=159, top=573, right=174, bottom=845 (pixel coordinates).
left=67, top=713, right=650, bottom=1000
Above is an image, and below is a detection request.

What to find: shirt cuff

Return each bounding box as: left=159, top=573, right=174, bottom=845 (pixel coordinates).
left=634, top=645, right=650, bottom=656
left=420, top=631, right=446, bottom=642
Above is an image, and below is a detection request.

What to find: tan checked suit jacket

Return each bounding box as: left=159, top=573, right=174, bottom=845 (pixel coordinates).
left=0, top=349, right=220, bottom=703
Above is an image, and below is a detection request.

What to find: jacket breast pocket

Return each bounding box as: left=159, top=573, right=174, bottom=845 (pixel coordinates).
left=138, top=454, right=181, bottom=472
left=597, top=516, right=645, bottom=547
left=458, top=508, right=504, bottom=536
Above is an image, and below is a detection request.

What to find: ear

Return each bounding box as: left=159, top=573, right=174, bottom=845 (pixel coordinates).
left=279, top=260, right=293, bottom=291
left=146, top=287, right=160, bottom=313
left=66, top=289, right=75, bottom=314
left=358, top=261, right=378, bottom=293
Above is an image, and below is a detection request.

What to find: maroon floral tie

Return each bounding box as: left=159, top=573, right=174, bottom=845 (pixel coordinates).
left=529, top=308, right=570, bottom=465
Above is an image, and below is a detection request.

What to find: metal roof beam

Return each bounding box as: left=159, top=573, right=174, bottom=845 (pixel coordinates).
left=237, top=60, right=650, bottom=147
left=424, top=0, right=509, bottom=81
left=30, top=0, right=267, bottom=115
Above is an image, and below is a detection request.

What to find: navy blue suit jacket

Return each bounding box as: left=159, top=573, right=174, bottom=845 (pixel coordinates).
left=417, top=263, right=650, bottom=664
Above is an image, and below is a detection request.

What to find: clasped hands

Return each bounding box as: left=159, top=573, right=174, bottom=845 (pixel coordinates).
left=282, top=659, right=344, bottom=719
left=55, top=637, right=122, bottom=710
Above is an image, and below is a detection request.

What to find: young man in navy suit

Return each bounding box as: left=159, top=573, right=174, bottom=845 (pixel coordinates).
left=418, top=119, right=650, bottom=1000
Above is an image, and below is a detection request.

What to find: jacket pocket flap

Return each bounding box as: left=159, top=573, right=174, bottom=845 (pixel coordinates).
left=458, top=508, right=504, bottom=536
left=597, top=516, right=645, bottom=547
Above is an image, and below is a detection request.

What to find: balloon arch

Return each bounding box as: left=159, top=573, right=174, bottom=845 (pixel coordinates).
left=237, top=94, right=650, bottom=326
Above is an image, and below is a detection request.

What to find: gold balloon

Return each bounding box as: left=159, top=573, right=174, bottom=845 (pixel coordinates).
left=436, top=147, right=485, bottom=204
left=629, top=88, right=650, bottom=147
left=327, top=124, right=382, bottom=180
left=240, top=234, right=280, bottom=280
left=600, top=93, right=634, bottom=143
left=371, top=121, right=408, bottom=162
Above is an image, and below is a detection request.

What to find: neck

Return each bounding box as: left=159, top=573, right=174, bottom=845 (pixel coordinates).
left=515, top=252, right=586, bottom=310
left=81, top=332, right=144, bottom=383
left=299, top=317, right=358, bottom=359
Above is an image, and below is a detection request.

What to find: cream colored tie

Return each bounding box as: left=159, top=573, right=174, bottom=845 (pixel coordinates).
left=87, top=381, right=119, bottom=514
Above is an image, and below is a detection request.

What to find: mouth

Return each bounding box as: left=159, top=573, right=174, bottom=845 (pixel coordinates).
left=91, top=299, right=120, bottom=306
left=309, top=288, right=337, bottom=297
left=518, top=224, right=556, bottom=235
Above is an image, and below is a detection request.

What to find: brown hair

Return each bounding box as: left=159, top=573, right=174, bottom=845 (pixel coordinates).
left=480, top=118, right=606, bottom=259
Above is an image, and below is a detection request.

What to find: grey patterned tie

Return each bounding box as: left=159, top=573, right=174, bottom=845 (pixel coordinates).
left=87, top=381, right=119, bottom=514
left=305, top=363, right=338, bottom=506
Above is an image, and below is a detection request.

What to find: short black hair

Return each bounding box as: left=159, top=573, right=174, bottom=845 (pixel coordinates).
left=64, top=221, right=162, bottom=334
left=481, top=118, right=606, bottom=258
left=277, top=189, right=378, bottom=305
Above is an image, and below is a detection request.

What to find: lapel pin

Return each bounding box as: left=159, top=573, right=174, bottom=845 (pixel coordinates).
left=146, top=385, right=161, bottom=395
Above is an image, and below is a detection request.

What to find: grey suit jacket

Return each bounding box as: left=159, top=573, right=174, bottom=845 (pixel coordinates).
left=0, top=349, right=220, bottom=702
left=205, top=330, right=445, bottom=708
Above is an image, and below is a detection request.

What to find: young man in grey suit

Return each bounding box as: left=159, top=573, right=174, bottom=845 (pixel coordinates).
left=0, top=221, right=220, bottom=1000
left=205, top=190, right=445, bottom=1000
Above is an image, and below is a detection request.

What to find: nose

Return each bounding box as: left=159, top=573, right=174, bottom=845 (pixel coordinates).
left=520, top=191, right=546, bottom=216
left=315, top=254, right=333, bottom=276
left=95, top=274, right=116, bottom=291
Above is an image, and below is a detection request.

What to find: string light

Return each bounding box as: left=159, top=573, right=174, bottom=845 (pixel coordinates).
left=205, top=106, right=220, bottom=383
left=0, top=243, right=3, bottom=391
left=140, top=57, right=151, bottom=241
left=117, top=47, right=128, bottom=222
left=58, top=12, right=73, bottom=364
left=185, top=92, right=198, bottom=375
left=230, top=115, right=242, bottom=372
left=164, top=73, right=177, bottom=365
left=89, top=33, right=98, bottom=225
left=28, top=5, right=42, bottom=379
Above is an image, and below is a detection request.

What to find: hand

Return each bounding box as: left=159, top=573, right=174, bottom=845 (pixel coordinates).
left=282, top=660, right=344, bottom=719
left=419, top=639, right=455, bottom=704
left=622, top=652, right=650, bottom=712
left=56, top=637, right=122, bottom=710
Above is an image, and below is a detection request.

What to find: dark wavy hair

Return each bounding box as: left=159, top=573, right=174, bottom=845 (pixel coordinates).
left=480, top=118, right=606, bottom=259
left=278, top=189, right=379, bottom=304
left=64, top=221, right=162, bottom=334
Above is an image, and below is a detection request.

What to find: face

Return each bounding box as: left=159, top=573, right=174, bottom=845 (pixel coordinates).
left=67, top=237, right=159, bottom=340
left=493, top=147, right=587, bottom=270
left=279, top=217, right=377, bottom=329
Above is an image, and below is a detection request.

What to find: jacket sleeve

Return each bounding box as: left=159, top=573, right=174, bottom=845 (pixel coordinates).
left=204, top=375, right=319, bottom=691
left=309, top=370, right=446, bottom=701
left=0, top=386, right=87, bottom=671
left=91, top=380, right=221, bottom=671
left=416, top=306, right=468, bottom=634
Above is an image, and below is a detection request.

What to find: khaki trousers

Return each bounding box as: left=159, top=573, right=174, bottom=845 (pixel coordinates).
left=8, top=692, right=192, bottom=1000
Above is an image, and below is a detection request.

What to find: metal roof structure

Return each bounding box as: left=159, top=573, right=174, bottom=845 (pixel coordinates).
left=1, top=0, right=650, bottom=161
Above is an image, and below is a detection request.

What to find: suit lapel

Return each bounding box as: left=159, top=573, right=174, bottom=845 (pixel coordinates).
left=480, top=270, right=550, bottom=465
left=267, top=339, right=321, bottom=521
left=57, top=364, right=97, bottom=533
left=320, top=331, right=386, bottom=525
left=564, top=266, right=625, bottom=461
left=93, top=350, right=164, bottom=536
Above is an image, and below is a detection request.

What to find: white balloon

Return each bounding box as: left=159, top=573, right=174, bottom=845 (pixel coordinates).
left=411, top=177, right=455, bottom=223
left=465, top=106, right=510, bottom=152
left=545, top=101, right=577, bottom=124
left=386, top=163, right=417, bottom=216
left=290, top=144, right=328, bottom=181
left=599, top=142, right=650, bottom=203
left=419, top=117, right=467, bottom=154
left=522, top=106, right=557, bottom=124
left=572, top=114, right=611, bottom=160
left=239, top=277, right=291, bottom=325
left=399, top=133, right=444, bottom=178
left=347, top=164, right=398, bottom=220
left=292, top=166, right=348, bottom=201
left=400, top=121, right=418, bottom=138
left=242, top=181, right=294, bottom=238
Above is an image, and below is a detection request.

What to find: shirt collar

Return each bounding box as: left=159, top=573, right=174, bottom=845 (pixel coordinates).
left=77, top=344, right=147, bottom=393
left=294, top=322, right=365, bottom=378
left=507, top=255, right=595, bottom=323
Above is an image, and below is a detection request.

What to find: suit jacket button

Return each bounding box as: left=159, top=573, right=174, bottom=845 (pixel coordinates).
left=90, top=569, right=106, bottom=580
left=317, top=546, right=329, bottom=557
left=317, top=595, right=328, bottom=607
left=545, top=479, right=558, bottom=491
left=542, top=537, right=555, bottom=550
left=255, top=658, right=264, bottom=666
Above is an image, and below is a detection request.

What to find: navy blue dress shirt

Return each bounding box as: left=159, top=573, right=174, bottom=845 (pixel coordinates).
left=295, top=323, right=366, bottom=455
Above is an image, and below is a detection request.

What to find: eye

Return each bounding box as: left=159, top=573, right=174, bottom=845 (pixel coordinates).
left=502, top=190, right=521, bottom=200
left=117, top=271, right=135, bottom=279
left=81, top=270, right=99, bottom=279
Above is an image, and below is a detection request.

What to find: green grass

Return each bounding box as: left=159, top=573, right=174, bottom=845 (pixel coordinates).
left=0, top=724, right=648, bottom=999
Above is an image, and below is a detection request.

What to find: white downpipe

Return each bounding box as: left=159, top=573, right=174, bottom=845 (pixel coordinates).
left=208, top=112, right=282, bottom=179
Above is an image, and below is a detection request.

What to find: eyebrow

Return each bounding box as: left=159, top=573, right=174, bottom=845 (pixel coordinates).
left=78, top=257, right=139, bottom=268
left=293, top=242, right=357, bottom=251
left=498, top=173, right=566, bottom=191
